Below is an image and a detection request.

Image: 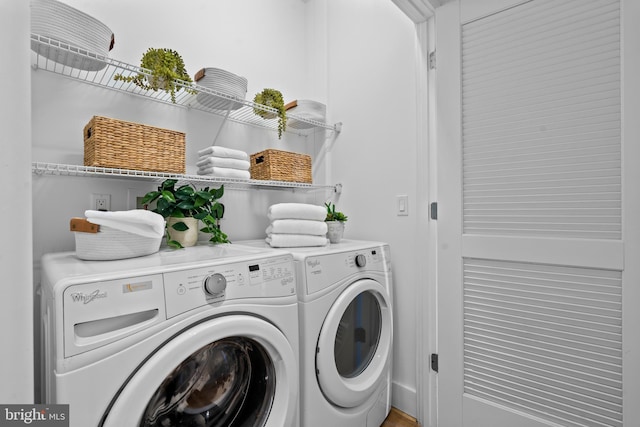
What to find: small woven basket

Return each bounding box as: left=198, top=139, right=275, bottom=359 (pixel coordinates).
left=84, top=116, right=185, bottom=173
left=250, top=149, right=312, bottom=183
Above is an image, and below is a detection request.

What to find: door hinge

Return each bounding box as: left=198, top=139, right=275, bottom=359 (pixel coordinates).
left=430, top=202, right=438, bottom=220
left=431, top=353, right=439, bottom=372
left=428, top=50, right=436, bottom=70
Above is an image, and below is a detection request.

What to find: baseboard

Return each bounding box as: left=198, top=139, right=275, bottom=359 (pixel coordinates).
left=391, top=381, right=417, bottom=418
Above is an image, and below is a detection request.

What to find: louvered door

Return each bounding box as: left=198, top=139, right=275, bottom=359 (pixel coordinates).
left=435, top=0, right=639, bottom=426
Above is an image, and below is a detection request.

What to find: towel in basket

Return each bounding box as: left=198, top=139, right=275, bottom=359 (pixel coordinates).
left=70, top=210, right=165, bottom=261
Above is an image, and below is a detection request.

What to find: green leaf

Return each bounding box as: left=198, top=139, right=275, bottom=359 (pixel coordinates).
left=210, top=186, right=224, bottom=199
left=161, top=190, right=176, bottom=203
left=176, top=200, right=195, bottom=210
left=167, top=239, right=184, bottom=249
left=176, top=185, right=195, bottom=198
left=170, top=209, right=185, bottom=218
left=161, top=179, right=177, bottom=191
left=196, top=190, right=212, bottom=200
left=193, top=212, right=208, bottom=220
left=202, top=213, right=216, bottom=224
left=213, top=203, right=224, bottom=219
left=156, top=198, right=171, bottom=214
left=171, top=221, right=190, bottom=231
left=141, top=191, right=160, bottom=205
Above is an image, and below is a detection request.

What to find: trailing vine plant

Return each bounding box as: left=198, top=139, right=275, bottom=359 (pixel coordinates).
left=253, top=88, right=287, bottom=139
left=114, top=48, right=196, bottom=103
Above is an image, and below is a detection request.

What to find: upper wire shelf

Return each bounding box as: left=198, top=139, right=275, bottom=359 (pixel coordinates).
left=32, top=162, right=340, bottom=194
left=30, top=34, right=341, bottom=136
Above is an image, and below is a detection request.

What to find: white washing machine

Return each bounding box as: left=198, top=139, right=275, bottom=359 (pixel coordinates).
left=237, top=240, right=393, bottom=427
left=40, top=244, right=300, bottom=427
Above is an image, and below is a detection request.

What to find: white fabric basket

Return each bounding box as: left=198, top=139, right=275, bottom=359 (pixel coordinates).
left=31, top=0, right=114, bottom=71
left=74, top=225, right=162, bottom=261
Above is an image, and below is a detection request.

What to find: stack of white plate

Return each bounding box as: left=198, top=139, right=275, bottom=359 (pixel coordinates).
left=286, top=100, right=327, bottom=129
left=31, top=0, right=114, bottom=71
left=195, top=67, right=248, bottom=111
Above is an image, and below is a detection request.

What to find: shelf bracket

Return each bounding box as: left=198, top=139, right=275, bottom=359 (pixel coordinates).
left=210, top=108, right=232, bottom=146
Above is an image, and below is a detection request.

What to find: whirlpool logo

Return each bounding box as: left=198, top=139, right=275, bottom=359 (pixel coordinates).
left=307, top=259, right=321, bottom=268
left=70, top=289, right=107, bottom=304
left=0, top=405, right=68, bottom=426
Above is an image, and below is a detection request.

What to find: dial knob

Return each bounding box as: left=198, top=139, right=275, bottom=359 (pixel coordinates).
left=203, top=273, right=227, bottom=296
left=355, top=254, right=367, bottom=268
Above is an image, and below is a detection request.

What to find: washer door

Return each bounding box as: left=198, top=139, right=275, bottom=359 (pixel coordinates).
left=101, top=315, right=298, bottom=427
left=316, top=279, right=392, bottom=408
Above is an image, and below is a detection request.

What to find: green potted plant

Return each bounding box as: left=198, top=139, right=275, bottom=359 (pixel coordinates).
left=114, top=48, right=196, bottom=103
left=141, top=179, right=229, bottom=248
left=253, top=88, right=287, bottom=139
left=325, top=202, right=348, bottom=243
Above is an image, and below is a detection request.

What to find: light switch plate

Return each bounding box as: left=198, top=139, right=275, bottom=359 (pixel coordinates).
left=397, top=195, right=409, bottom=216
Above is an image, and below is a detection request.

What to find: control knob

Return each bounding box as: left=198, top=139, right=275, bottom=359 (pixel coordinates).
left=355, top=254, right=367, bottom=268
left=204, top=273, right=227, bottom=296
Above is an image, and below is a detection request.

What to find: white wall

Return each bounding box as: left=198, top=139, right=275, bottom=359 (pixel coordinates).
left=30, top=0, right=421, bottom=416
left=1, top=0, right=34, bottom=403
left=322, top=0, right=421, bottom=416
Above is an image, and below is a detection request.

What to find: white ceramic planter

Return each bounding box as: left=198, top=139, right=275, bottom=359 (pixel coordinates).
left=166, top=217, right=199, bottom=247
left=326, top=221, right=345, bottom=243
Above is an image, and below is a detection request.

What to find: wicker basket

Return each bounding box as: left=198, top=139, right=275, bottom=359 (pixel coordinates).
left=84, top=116, right=185, bottom=173
left=250, top=149, right=312, bottom=183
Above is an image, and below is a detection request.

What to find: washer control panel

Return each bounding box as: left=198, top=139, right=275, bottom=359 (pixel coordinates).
left=163, top=254, right=295, bottom=318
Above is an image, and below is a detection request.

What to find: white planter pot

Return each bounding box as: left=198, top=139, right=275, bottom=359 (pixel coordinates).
left=166, top=217, right=199, bottom=247
left=326, top=221, right=345, bottom=243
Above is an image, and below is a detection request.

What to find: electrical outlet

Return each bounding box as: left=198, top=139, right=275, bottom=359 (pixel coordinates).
left=91, top=193, right=111, bottom=211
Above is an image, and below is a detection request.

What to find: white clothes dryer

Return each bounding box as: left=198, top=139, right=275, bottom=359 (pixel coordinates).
left=237, top=240, right=393, bottom=427
left=40, top=244, right=300, bottom=427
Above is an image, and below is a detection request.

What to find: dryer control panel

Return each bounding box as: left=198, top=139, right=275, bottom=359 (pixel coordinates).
left=163, top=254, right=295, bottom=318
left=303, top=246, right=387, bottom=296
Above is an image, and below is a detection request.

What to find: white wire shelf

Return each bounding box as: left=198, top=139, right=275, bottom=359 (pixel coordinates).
left=30, top=34, right=342, bottom=136
left=32, top=162, right=341, bottom=193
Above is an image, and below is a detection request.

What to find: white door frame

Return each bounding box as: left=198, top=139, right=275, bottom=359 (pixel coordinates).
left=621, top=1, right=640, bottom=424
left=415, top=16, right=438, bottom=427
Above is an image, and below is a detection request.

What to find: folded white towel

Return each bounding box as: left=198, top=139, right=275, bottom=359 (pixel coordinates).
left=266, top=219, right=328, bottom=236
left=84, top=209, right=165, bottom=238
left=197, top=167, right=251, bottom=180
left=197, top=156, right=250, bottom=170
left=197, top=146, right=249, bottom=161
left=268, top=203, right=326, bottom=221
left=266, top=234, right=329, bottom=248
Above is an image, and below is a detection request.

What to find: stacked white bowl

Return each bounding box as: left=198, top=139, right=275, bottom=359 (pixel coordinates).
left=31, top=0, right=114, bottom=71
left=286, top=100, right=327, bottom=129
left=195, top=67, right=248, bottom=111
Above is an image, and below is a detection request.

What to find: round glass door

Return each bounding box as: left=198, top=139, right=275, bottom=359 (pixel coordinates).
left=334, top=292, right=382, bottom=379
left=141, top=337, right=274, bottom=427
left=101, top=315, right=298, bottom=427
left=316, top=279, right=392, bottom=408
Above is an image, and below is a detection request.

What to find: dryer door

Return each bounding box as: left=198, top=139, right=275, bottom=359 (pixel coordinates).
left=316, top=278, right=392, bottom=408
left=101, top=315, right=298, bottom=427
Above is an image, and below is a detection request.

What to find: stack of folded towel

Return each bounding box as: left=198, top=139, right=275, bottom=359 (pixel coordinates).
left=266, top=203, right=329, bottom=248
left=196, top=146, right=251, bottom=179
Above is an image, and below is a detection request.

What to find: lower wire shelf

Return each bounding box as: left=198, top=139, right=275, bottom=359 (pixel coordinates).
left=32, top=162, right=340, bottom=193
